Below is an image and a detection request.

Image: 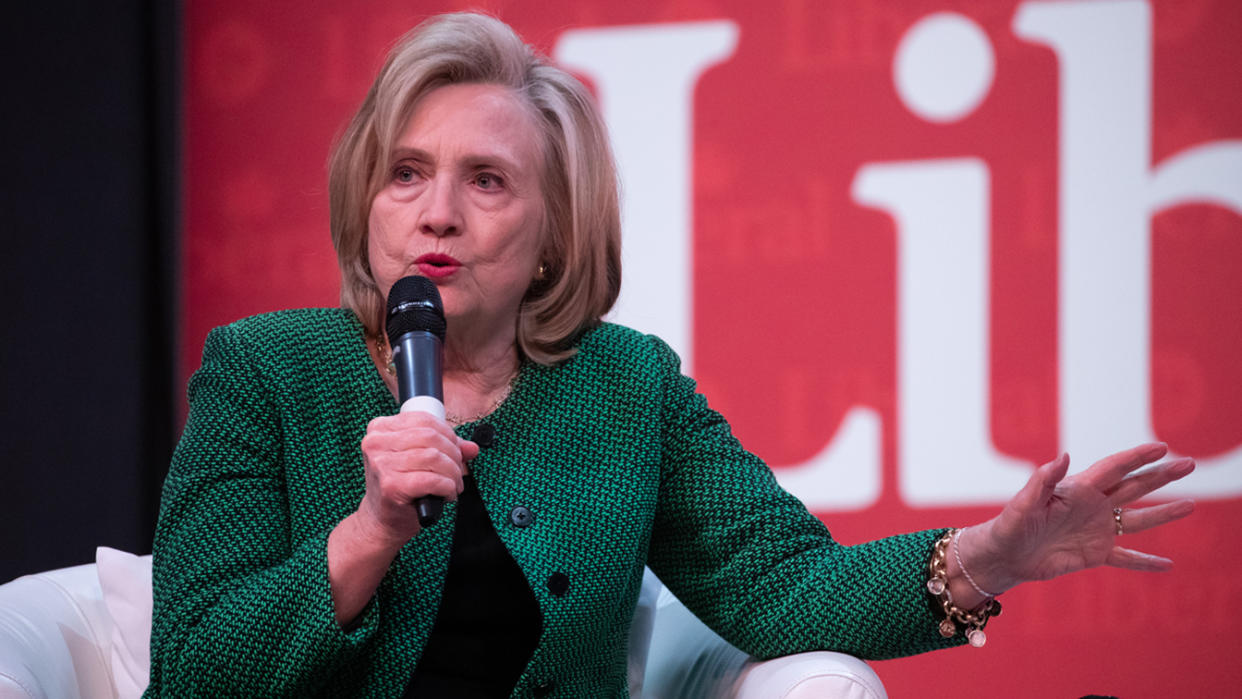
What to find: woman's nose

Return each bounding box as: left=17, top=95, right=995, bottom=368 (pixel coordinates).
left=419, top=177, right=462, bottom=237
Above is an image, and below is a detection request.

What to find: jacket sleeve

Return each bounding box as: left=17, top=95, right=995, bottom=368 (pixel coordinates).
left=145, top=325, right=379, bottom=697
left=642, top=334, right=963, bottom=660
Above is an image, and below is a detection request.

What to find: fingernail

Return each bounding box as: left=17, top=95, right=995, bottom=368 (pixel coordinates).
left=1170, top=458, right=1195, bottom=476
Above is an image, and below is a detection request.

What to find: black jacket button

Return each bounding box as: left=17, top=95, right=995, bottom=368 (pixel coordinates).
left=547, top=572, right=569, bottom=597
left=471, top=423, right=497, bottom=448
left=533, top=680, right=555, bottom=696
left=510, top=506, right=534, bottom=528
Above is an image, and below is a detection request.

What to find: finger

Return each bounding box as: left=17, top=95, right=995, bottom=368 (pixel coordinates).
left=1107, top=458, right=1195, bottom=505
left=366, top=432, right=468, bottom=483
left=1012, top=453, right=1070, bottom=512
left=373, top=426, right=462, bottom=455
left=366, top=411, right=457, bottom=440
left=1115, top=499, right=1195, bottom=535
left=368, top=409, right=443, bottom=428
left=1081, top=442, right=1167, bottom=489
left=371, top=464, right=461, bottom=506
left=378, top=451, right=466, bottom=499
left=395, top=470, right=463, bottom=502
left=459, top=438, right=480, bottom=464
left=362, top=429, right=463, bottom=467
left=366, top=414, right=402, bottom=434
left=390, top=410, right=460, bottom=439
left=1105, top=546, right=1173, bottom=572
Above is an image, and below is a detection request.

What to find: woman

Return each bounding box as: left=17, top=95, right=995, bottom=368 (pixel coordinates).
left=146, top=12, right=1195, bottom=698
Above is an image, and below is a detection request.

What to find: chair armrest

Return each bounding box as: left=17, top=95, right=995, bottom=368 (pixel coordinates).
left=733, top=651, right=887, bottom=699
left=642, top=586, right=887, bottom=699
left=0, top=565, right=114, bottom=699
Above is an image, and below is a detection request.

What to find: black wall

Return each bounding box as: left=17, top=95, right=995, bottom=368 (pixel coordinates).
left=1, top=1, right=179, bottom=581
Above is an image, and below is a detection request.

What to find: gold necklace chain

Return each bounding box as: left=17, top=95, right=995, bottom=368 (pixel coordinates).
left=372, top=333, right=517, bottom=425
left=373, top=332, right=397, bottom=376
left=445, top=376, right=516, bottom=425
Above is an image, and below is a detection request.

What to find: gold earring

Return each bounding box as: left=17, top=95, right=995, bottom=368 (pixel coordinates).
left=535, top=264, right=546, bottom=280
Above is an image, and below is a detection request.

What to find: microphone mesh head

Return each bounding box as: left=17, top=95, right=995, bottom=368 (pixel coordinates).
left=385, top=275, right=446, bottom=345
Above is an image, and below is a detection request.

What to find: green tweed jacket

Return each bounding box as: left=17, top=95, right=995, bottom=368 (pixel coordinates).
left=146, top=308, right=958, bottom=698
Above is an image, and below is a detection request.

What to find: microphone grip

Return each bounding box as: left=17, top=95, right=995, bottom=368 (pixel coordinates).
left=400, top=395, right=447, bottom=528
left=404, top=394, right=447, bottom=528
left=393, top=331, right=448, bottom=528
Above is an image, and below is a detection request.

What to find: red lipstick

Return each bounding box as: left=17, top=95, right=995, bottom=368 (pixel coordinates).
left=414, top=253, right=461, bottom=279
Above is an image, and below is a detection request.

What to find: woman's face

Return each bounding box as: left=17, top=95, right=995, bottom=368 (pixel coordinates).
left=368, top=83, right=545, bottom=337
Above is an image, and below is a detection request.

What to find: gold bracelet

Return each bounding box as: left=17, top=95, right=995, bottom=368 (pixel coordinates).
left=927, top=529, right=1001, bottom=647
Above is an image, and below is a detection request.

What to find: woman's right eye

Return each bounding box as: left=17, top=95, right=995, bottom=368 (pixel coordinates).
left=394, top=165, right=418, bottom=183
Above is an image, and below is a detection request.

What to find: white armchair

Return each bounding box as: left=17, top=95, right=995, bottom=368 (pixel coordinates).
left=637, top=571, right=887, bottom=699
left=0, top=561, right=122, bottom=699
left=0, top=552, right=886, bottom=698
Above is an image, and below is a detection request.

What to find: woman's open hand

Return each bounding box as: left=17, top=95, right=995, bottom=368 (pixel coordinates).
left=959, top=443, right=1196, bottom=596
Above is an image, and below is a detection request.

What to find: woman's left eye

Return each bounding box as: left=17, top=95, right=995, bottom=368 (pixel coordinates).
left=474, top=173, right=504, bottom=190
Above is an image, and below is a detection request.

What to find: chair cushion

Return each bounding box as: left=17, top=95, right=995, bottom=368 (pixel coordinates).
left=627, top=568, right=663, bottom=697
left=95, top=548, right=152, bottom=699
left=0, top=563, right=113, bottom=699
left=733, top=652, right=889, bottom=699
left=642, top=585, right=888, bottom=699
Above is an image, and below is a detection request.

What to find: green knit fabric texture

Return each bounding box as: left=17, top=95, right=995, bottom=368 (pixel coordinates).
left=146, top=308, right=961, bottom=698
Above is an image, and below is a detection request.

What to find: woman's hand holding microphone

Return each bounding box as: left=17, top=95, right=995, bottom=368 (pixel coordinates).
left=328, top=411, right=478, bottom=626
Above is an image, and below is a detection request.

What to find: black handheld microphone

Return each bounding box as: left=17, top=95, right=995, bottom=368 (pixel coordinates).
left=385, top=276, right=449, bottom=528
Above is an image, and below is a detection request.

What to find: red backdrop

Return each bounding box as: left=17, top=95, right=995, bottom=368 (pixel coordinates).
left=183, top=0, right=1242, bottom=695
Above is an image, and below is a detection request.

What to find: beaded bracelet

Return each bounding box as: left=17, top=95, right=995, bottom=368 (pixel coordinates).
left=927, top=529, right=1001, bottom=647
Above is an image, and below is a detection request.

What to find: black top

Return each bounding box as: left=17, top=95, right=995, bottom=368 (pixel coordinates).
left=404, top=466, right=543, bottom=697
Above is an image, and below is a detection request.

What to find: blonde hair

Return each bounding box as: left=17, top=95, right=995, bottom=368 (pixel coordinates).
left=328, top=12, right=621, bottom=364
